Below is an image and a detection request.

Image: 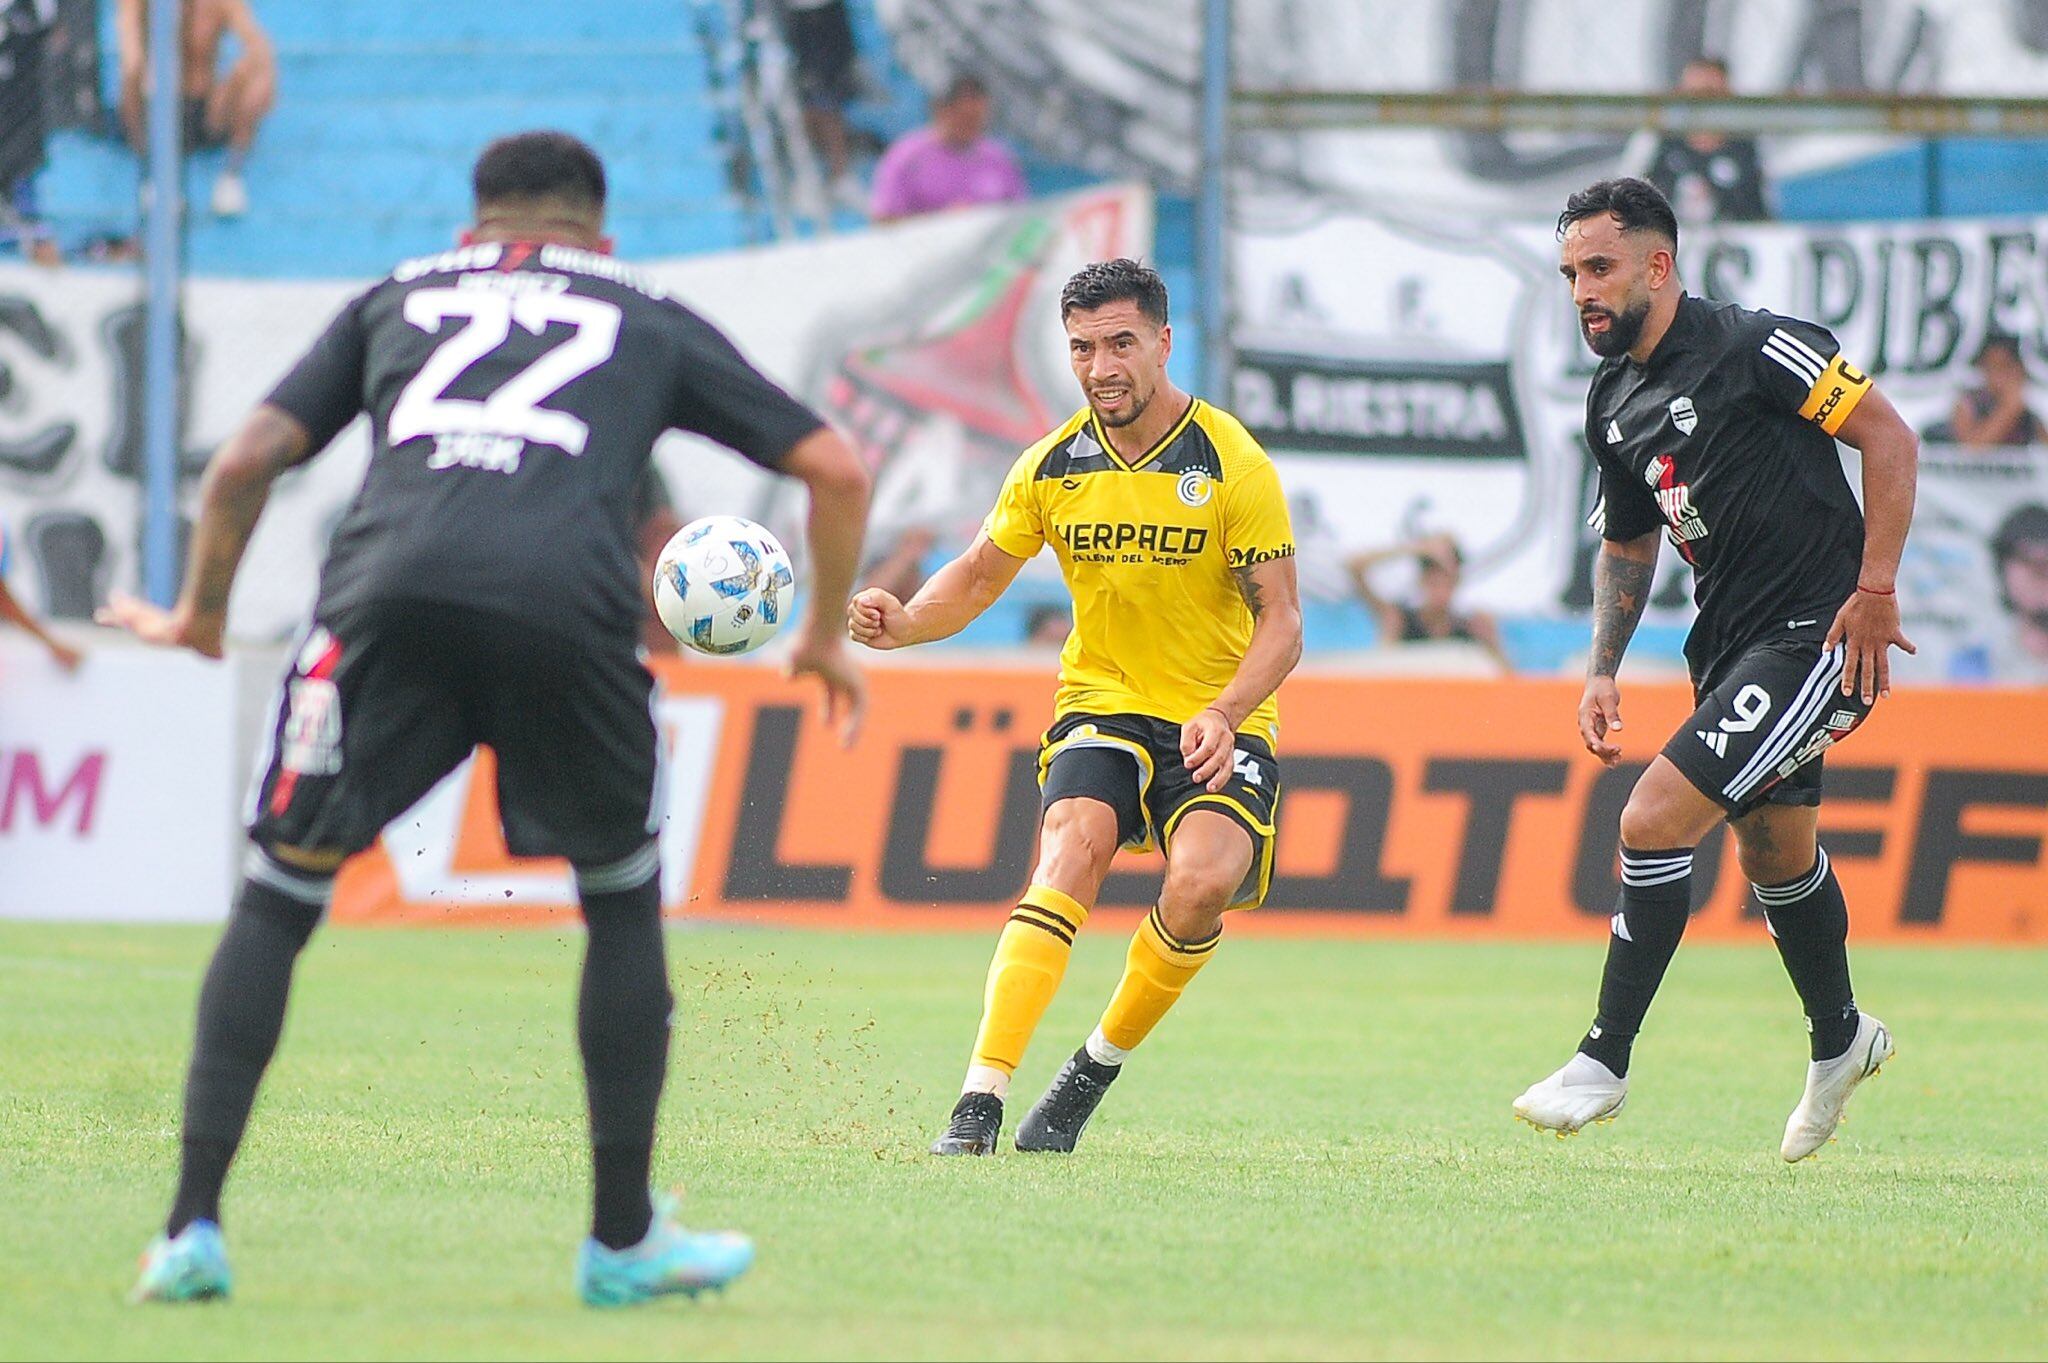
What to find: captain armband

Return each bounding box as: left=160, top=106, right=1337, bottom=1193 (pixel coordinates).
left=1796, top=355, right=1873, bottom=436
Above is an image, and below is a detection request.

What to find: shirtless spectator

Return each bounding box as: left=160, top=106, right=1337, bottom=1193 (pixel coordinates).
left=1347, top=532, right=1511, bottom=671
left=118, top=0, right=274, bottom=218
left=1930, top=334, right=2045, bottom=450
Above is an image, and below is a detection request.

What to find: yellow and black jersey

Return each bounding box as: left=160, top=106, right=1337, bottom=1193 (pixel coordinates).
left=984, top=398, right=1294, bottom=747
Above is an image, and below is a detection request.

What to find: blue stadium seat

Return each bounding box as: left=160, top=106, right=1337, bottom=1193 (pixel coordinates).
left=33, top=0, right=753, bottom=276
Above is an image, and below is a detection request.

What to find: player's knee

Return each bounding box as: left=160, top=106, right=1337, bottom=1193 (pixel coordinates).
left=1037, top=799, right=1121, bottom=880
left=1736, top=837, right=1813, bottom=886
left=1158, top=857, right=1238, bottom=927
left=1618, top=791, right=1689, bottom=851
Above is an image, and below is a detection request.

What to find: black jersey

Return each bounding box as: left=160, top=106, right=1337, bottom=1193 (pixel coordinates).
left=1585, top=293, right=1874, bottom=684
left=263, top=241, right=824, bottom=642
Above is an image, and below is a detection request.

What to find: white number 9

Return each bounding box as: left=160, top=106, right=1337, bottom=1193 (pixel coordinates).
left=1717, top=684, right=1772, bottom=734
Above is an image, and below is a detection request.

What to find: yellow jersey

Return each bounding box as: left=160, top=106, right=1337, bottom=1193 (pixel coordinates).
left=983, top=398, right=1294, bottom=747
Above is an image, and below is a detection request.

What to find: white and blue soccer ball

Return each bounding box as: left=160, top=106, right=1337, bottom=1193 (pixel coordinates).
left=652, top=515, right=795, bottom=656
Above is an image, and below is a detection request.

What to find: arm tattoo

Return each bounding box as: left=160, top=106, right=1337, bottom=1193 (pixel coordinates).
left=1587, top=547, right=1654, bottom=679
left=1232, top=564, right=1267, bottom=619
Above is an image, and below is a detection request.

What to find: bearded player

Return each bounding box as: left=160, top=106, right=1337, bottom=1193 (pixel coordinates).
left=848, top=259, right=1302, bottom=1156
left=1513, top=179, right=1919, bottom=1160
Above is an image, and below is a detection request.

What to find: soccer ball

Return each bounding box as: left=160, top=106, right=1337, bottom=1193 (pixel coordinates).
left=652, top=515, right=795, bottom=656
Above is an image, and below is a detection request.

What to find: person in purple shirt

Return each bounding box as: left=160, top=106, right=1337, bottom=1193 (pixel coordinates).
left=870, top=72, right=1028, bottom=222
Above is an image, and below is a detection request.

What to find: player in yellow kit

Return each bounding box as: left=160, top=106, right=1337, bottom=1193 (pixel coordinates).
left=848, top=259, right=1303, bottom=1155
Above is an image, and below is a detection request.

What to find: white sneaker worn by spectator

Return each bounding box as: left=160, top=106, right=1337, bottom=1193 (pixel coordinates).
left=211, top=171, right=248, bottom=218
left=1781, top=1012, right=1893, bottom=1162
left=1513, top=1052, right=1627, bottom=1135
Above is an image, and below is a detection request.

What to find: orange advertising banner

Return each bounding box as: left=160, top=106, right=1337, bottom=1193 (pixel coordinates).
left=332, top=663, right=2048, bottom=941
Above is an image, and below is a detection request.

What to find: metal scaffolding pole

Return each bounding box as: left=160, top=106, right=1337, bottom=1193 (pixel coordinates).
left=142, top=0, right=184, bottom=606
left=1198, top=0, right=1231, bottom=402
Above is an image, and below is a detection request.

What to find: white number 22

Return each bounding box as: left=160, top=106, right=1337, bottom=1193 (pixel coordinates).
left=388, top=288, right=622, bottom=456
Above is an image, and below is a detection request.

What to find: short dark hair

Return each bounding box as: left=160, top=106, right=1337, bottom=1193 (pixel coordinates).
left=939, top=72, right=989, bottom=105
left=1558, top=176, right=1679, bottom=252
left=1976, top=331, right=2026, bottom=366
left=1060, top=258, right=1169, bottom=326
left=473, top=131, right=607, bottom=212
left=1994, top=503, right=2048, bottom=562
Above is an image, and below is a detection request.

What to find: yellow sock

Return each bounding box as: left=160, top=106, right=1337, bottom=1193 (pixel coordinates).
left=968, top=885, right=1090, bottom=1080
left=1097, top=907, right=1220, bottom=1053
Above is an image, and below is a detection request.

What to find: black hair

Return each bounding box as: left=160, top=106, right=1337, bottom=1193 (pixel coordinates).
left=472, top=131, right=607, bottom=212
left=939, top=71, right=989, bottom=104
left=1976, top=331, right=2026, bottom=366
left=1059, top=258, right=1169, bottom=326
left=1557, top=176, right=1679, bottom=252
left=1993, top=503, right=2048, bottom=563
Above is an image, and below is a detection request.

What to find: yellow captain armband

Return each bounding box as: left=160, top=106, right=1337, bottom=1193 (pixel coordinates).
left=1797, top=354, right=1873, bottom=436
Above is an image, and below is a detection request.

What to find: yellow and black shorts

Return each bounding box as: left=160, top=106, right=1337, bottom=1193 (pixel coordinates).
left=1036, top=711, right=1280, bottom=910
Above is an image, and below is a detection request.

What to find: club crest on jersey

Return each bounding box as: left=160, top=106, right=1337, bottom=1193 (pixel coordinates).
left=1176, top=470, right=1214, bottom=508
left=1669, top=395, right=1698, bottom=436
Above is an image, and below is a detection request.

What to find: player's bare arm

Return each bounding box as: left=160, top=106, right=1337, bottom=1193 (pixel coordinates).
left=1825, top=387, right=1919, bottom=703
left=97, top=404, right=313, bottom=659
left=846, top=530, right=1025, bottom=650
left=1183, top=555, right=1302, bottom=793
left=1580, top=528, right=1660, bottom=766
left=779, top=425, right=873, bottom=744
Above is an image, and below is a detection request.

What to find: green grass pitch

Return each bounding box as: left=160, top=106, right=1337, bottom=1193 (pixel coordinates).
left=2, top=921, right=2044, bottom=1361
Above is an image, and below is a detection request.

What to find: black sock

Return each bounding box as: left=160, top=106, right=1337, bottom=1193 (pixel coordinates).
left=577, top=853, right=671, bottom=1251
left=1755, top=847, right=1859, bottom=1061
left=168, top=861, right=326, bottom=1236
left=1578, top=846, right=1694, bottom=1078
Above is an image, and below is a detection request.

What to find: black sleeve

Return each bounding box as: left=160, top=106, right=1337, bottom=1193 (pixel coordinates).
left=1585, top=390, right=1660, bottom=542
left=1724, top=140, right=1773, bottom=222
left=1743, top=312, right=1846, bottom=413
left=1592, top=446, right=1661, bottom=542
left=665, top=305, right=827, bottom=469
left=263, top=289, right=373, bottom=453
left=1643, top=139, right=1681, bottom=203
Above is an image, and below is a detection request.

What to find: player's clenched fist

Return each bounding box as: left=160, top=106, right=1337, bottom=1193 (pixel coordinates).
left=847, top=587, right=912, bottom=649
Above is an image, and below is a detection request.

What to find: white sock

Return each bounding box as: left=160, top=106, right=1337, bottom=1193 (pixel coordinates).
left=962, top=1064, right=1010, bottom=1099
left=1563, top=1052, right=1622, bottom=1084
left=1084, top=1027, right=1128, bottom=1068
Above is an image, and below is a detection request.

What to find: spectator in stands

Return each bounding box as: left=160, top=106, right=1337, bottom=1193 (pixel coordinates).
left=0, top=0, right=60, bottom=264
left=1346, top=532, right=1511, bottom=671
left=870, top=72, right=1026, bottom=223
left=1024, top=603, right=1070, bottom=649
left=858, top=524, right=936, bottom=603
left=1645, top=57, right=1772, bottom=224
left=780, top=0, right=865, bottom=213
left=1927, top=333, right=2045, bottom=449
left=0, top=522, right=82, bottom=669
left=117, top=0, right=275, bottom=218
left=1954, top=503, right=2048, bottom=682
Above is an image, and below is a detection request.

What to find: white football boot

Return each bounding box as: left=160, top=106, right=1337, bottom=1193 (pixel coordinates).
left=1513, top=1052, right=1628, bottom=1136
left=1782, top=1012, right=1893, bottom=1162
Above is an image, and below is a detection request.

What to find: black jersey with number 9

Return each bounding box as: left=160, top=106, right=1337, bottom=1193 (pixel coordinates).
left=263, top=241, right=824, bottom=642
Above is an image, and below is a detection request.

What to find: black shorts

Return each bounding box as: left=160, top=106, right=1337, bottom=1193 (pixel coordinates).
left=786, top=1, right=857, bottom=110
left=246, top=600, right=659, bottom=867
left=1661, top=626, right=1873, bottom=818
left=1036, top=711, right=1281, bottom=910
left=183, top=97, right=228, bottom=151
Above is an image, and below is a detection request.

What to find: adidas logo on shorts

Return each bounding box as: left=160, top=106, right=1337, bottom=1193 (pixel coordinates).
left=1696, top=729, right=1729, bottom=757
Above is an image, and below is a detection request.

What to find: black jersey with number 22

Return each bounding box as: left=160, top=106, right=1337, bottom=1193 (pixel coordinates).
left=264, top=241, right=824, bottom=642
left=1584, top=293, right=1874, bottom=685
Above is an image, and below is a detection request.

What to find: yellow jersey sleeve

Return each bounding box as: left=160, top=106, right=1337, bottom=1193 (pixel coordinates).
left=1221, top=454, right=1295, bottom=571
left=982, top=444, right=1046, bottom=559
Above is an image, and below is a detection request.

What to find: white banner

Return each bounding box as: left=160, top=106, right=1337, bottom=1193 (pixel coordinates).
left=0, top=184, right=1152, bottom=642
left=1238, top=203, right=2048, bottom=682
left=0, top=639, right=239, bottom=920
